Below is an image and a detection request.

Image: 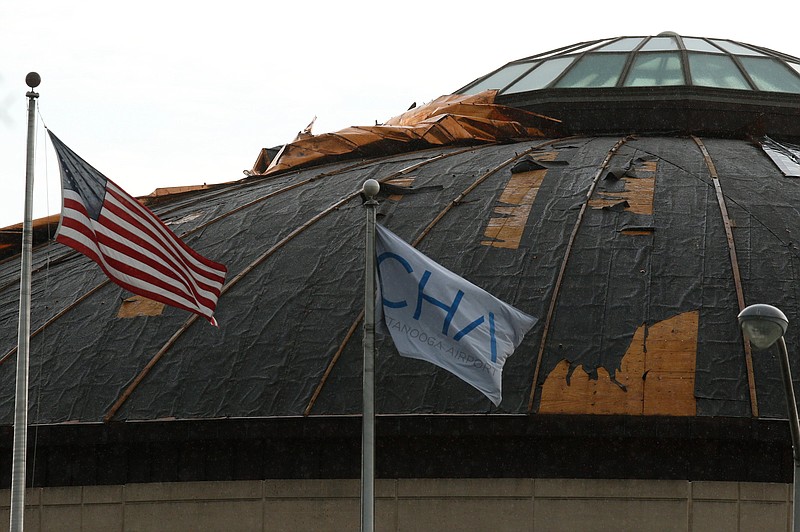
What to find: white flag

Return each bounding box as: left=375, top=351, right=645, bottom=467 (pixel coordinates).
left=375, top=224, right=537, bottom=406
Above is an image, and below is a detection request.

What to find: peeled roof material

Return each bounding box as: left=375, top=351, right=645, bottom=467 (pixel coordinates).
left=251, top=91, right=562, bottom=175
left=761, top=136, right=800, bottom=177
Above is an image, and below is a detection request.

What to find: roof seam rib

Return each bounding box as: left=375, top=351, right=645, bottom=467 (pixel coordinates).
left=528, top=136, right=631, bottom=413
left=691, top=135, right=758, bottom=417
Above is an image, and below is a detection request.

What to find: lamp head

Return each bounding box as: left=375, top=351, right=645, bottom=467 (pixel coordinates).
left=738, top=304, right=789, bottom=350
left=362, top=179, right=380, bottom=199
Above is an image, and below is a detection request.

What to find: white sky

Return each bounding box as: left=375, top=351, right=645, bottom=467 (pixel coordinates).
left=2, top=1, right=799, bottom=229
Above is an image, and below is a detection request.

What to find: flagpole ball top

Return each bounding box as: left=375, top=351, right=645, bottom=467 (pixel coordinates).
left=26, top=72, right=41, bottom=88
left=362, top=179, right=380, bottom=199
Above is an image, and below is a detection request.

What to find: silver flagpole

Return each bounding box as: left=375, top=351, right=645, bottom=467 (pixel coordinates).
left=11, top=72, right=40, bottom=532
left=361, top=179, right=380, bottom=532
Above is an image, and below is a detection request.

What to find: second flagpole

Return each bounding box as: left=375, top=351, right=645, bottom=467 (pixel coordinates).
left=361, top=179, right=380, bottom=532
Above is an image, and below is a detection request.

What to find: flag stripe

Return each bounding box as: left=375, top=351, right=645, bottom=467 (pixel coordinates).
left=57, top=206, right=212, bottom=314
left=50, top=131, right=226, bottom=324
left=58, top=217, right=214, bottom=317
left=107, top=183, right=226, bottom=277
left=97, top=198, right=222, bottom=298
left=105, top=188, right=225, bottom=283
left=58, top=228, right=208, bottom=316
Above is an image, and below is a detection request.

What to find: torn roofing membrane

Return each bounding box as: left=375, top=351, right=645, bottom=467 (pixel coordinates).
left=761, top=136, right=800, bottom=177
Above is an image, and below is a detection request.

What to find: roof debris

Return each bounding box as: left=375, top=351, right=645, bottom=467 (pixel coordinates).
left=251, top=91, right=562, bottom=175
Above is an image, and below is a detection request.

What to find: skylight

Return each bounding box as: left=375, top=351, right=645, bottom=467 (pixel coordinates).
left=458, top=34, right=800, bottom=96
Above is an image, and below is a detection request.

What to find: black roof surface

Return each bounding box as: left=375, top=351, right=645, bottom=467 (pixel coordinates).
left=2, top=135, right=799, bottom=424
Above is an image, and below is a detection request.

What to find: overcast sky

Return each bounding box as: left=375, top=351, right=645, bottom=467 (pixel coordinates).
left=2, top=1, right=799, bottom=229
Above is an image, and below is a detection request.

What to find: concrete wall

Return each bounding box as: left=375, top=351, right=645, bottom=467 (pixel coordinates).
left=0, top=478, right=792, bottom=531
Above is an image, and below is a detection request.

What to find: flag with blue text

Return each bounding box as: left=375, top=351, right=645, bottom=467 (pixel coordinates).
left=375, top=224, right=536, bottom=406
left=49, top=131, right=227, bottom=326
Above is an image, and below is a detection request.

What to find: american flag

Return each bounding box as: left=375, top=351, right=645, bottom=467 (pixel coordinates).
left=48, top=131, right=227, bottom=325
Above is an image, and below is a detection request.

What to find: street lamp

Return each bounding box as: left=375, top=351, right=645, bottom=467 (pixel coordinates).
left=738, top=304, right=799, bottom=531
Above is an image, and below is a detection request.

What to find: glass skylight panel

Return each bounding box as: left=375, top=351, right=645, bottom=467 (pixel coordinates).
left=739, top=57, right=800, bottom=93
left=683, top=38, right=724, bottom=53
left=502, top=57, right=575, bottom=94
left=688, top=53, right=750, bottom=89
left=640, top=37, right=679, bottom=51
left=596, top=37, right=644, bottom=52
left=623, top=53, right=684, bottom=86
left=463, top=62, right=537, bottom=94
left=554, top=53, right=627, bottom=88
left=791, top=63, right=800, bottom=77
left=711, top=40, right=765, bottom=56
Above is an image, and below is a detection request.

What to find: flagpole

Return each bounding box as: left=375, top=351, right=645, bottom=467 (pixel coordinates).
left=361, top=179, right=380, bottom=532
left=11, top=72, right=40, bottom=532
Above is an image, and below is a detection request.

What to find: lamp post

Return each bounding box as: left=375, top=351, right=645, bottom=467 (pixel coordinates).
left=361, top=178, right=380, bottom=532
left=738, top=304, right=799, bottom=531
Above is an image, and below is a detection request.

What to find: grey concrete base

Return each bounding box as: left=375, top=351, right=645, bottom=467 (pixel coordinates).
left=0, top=478, right=792, bottom=531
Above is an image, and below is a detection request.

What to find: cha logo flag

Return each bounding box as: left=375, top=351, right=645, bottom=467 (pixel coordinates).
left=375, top=224, right=536, bottom=406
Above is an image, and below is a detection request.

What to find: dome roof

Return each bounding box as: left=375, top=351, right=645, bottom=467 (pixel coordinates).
left=3, top=32, right=800, bottom=489
left=2, top=134, right=800, bottom=423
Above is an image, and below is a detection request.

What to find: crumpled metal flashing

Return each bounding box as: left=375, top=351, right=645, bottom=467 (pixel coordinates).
left=251, top=91, right=562, bottom=175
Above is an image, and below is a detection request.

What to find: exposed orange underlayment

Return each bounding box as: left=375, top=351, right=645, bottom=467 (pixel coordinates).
left=539, top=310, right=698, bottom=415
left=588, top=160, right=657, bottom=216
left=117, top=295, right=165, bottom=318
left=481, top=152, right=558, bottom=249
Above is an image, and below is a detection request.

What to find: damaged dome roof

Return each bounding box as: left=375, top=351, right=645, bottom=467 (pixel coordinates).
left=2, top=34, right=800, bottom=432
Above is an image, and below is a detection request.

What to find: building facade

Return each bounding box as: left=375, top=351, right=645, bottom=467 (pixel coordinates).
left=3, top=33, right=800, bottom=530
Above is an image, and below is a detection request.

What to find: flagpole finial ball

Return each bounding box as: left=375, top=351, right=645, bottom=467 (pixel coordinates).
left=363, top=179, right=380, bottom=199
left=25, top=72, right=41, bottom=88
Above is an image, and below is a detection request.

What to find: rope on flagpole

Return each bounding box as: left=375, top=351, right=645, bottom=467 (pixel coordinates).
left=31, top=114, right=55, bottom=489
